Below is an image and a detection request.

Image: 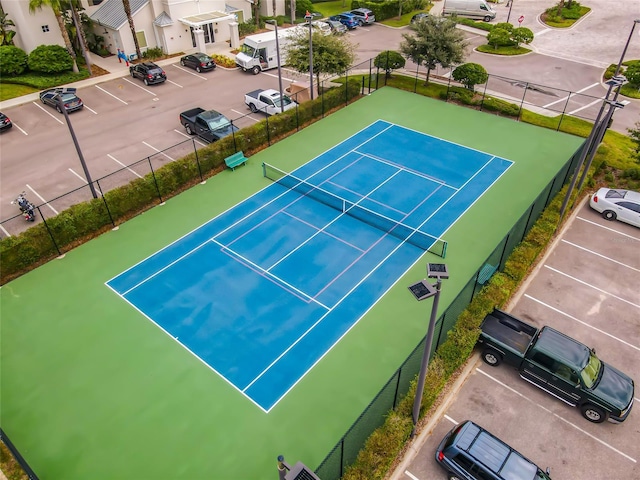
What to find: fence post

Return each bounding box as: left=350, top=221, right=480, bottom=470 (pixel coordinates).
left=265, top=114, right=271, bottom=146
left=37, top=206, right=62, bottom=256
left=345, top=70, right=349, bottom=105
left=518, top=82, right=528, bottom=121
left=479, top=80, right=489, bottom=111
left=95, top=180, right=115, bottom=227
left=192, top=138, right=204, bottom=182
left=558, top=91, right=573, bottom=132
left=361, top=76, right=365, bottom=95
left=413, top=64, right=419, bottom=93
left=147, top=157, right=164, bottom=204
left=368, top=58, right=372, bottom=94
left=230, top=120, right=238, bottom=152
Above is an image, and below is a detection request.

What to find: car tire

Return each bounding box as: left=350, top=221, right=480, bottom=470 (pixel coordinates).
left=481, top=349, right=502, bottom=366
left=196, top=66, right=201, bottom=73
left=144, top=78, right=149, bottom=86
left=484, top=15, right=492, bottom=22
left=602, top=210, right=617, bottom=221
left=185, top=124, right=193, bottom=135
left=581, top=404, right=607, bottom=423
left=251, top=65, right=261, bottom=75
left=56, top=105, right=62, bottom=113
left=448, top=474, right=462, bottom=480
left=130, top=70, right=135, bottom=78
left=249, top=103, right=258, bottom=113
left=180, top=60, right=186, bottom=66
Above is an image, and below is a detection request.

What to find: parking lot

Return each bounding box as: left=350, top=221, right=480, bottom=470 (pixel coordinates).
left=394, top=199, right=640, bottom=479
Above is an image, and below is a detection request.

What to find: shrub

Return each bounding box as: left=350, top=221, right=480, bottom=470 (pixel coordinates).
left=28, top=45, right=73, bottom=73
left=142, top=46, right=164, bottom=60
left=625, top=63, right=640, bottom=86
left=452, top=63, right=488, bottom=91
left=512, top=27, right=533, bottom=47
left=374, top=50, right=405, bottom=78
left=210, top=53, right=236, bottom=68
left=0, top=44, right=28, bottom=75
left=487, top=28, right=513, bottom=48
left=238, top=20, right=257, bottom=37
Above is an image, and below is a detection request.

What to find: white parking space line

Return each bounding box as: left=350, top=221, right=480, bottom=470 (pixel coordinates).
left=107, top=154, right=142, bottom=178
left=11, top=122, right=28, bottom=135
left=577, top=216, right=640, bottom=241
left=444, top=415, right=459, bottom=425
left=231, top=109, right=261, bottom=122
left=568, top=98, right=602, bottom=115
left=561, top=239, right=640, bottom=273
left=142, top=141, right=174, bottom=161
left=173, top=129, right=207, bottom=146
left=95, top=85, right=128, bottom=105
left=68, top=168, right=88, bottom=183
left=0, top=224, right=10, bottom=237
left=477, top=368, right=637, bottom=463
left=83, top=105, right=98, bottom=115
left=166, top=79, right=183, bottom=88
left=31, top=102, right=64, bottom=124
left=123, top=77, right=157, bottom=95
left=262, top=71, right=294, bottom=83
left=543, top=265, right=640, bottom=309
left=171, top=64, right=207, bottom=79
left=543, top=83, right=600, bottom=108
left=403, top=470, right=420, bottom=480
left=524, top=295, right=640, bottom=352
left=26, top=184, right=58, bottom=215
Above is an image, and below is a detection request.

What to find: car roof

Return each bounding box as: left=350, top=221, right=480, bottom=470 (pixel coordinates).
left=600, top=188, right=640, bottom=202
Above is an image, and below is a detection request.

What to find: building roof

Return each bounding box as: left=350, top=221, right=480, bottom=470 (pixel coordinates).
left=90, top=0, right=149, bottom=30
left=153, top=11, right=173, bottom=28
left=179, top=11, right=236, bottom=27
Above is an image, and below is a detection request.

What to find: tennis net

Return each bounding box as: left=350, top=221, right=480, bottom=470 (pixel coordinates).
left=263, top=163, right=447, bottom=258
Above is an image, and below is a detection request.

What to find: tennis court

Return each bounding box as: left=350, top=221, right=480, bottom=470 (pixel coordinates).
left=107, top=120, right=511, bottom=411
left=1, top=88, right=583, bottom=479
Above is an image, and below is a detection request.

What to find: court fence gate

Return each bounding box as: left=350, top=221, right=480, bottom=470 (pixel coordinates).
left=314, top=144, right=585, bottom=480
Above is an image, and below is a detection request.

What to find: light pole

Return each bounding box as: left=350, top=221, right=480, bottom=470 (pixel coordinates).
left=266, top=20, right=285, bottom=113
left=407, top=263, right=449, bottom=437
left=57, top=90, right=98, bottom=199
left=558, top=19, right=639, bottom=223
left=305, top=11, right=314, bottom=100
left=506, top=0, right=514, bottom=24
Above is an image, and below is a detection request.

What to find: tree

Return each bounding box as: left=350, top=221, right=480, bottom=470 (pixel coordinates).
left=285, top=30, right=356, bottom=93
left=511, top=27, right=534, bottom=47
left=29, top=0, right=79, bottom=73
left=628, top=121, right=640, bottom=162
left=122, top=0, right=142, bottom=60
left=487, top=27, right=512, bottom=49
left=452, top=63, right=488, bottom=91
left=400, top=15, right=467, bottom=85
left=624, top=63, right=640, bottom=87
left=0, top=5, right=16, bottom=46
left=62, top=0, right=92, bottom=75
left=374, top=50, right=405, bottom=78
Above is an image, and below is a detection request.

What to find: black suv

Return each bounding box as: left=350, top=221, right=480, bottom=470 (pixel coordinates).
left=436, top=421, right=551, bottom=480
left=129, top=62, right=167, bottom=85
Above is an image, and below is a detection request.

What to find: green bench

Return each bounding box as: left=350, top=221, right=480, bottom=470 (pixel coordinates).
left=224, top=151, right=248, bottom=171
left=477, top=263, right=498, bottom=285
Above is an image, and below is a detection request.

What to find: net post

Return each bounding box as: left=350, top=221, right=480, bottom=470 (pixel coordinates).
left=262, top=162, right=266, bottom=178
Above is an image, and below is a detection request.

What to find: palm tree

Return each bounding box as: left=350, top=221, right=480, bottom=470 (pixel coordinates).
left=0, top=4, right=17, bottom=45
left=29, top=0, right=79, bottom=73
left=66, top=0, right=92, bottom=75
left=122, top=0, right=142, bottom=61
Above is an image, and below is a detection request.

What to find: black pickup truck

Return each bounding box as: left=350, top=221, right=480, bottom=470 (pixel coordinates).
left=477, top=308, right=634, bottom=423
left=179, top=108, right=238, bottom=143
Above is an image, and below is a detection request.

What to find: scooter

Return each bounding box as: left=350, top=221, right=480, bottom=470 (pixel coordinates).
left=12, top=192, right=36, bottom=221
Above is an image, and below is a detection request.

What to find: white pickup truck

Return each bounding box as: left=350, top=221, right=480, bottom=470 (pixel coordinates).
left=244, top=89, right=296, bottom=115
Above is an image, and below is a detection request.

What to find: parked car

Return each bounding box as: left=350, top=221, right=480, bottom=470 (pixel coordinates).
left=350, top=8, right=375, bottom=25
left=310, top=20, right=332, bottom=36
left=179, top=107, right=239, bottom=143
left=410, top=12, right=430, bottom=24
left=329, top=13, right=359, bottom=30
left=180, top=52, right=216, bottom=72
left=436, top=420, right=552, bottom=480
left=0, top=112, right=12, bottom=131
left=39, top=88, right=84, bottom=113
left=129, top=62, right=167, bottom=85
left=589, top=187, right=640, bottom=228
left=327, top=19, right=347, bottom=35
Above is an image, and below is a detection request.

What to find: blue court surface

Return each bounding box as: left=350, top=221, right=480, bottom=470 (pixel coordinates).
left=106, top=120, right=512, bottom=411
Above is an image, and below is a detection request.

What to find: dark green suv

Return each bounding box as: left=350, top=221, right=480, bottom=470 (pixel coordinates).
left=436, top=421, right=551, bottom=480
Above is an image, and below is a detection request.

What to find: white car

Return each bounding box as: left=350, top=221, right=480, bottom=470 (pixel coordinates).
left=589, top=188, right=640, bottom=228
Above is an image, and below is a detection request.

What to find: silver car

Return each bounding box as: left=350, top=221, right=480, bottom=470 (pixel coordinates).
left=589, top=188, right=640, bottom=228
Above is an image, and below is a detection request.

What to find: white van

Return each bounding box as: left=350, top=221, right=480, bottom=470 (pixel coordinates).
left=442, top=0, right=497, bottom=22
left=235, top=27, right=299, bottom=74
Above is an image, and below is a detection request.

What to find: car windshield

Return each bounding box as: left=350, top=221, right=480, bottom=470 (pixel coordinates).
left=240, top=44, right=257, bottom=57
left=61, top=93, right=78, bottom=102
left=272, top=94, right=293, bottom=106
left=195, top=54, right=210, bottom=62
left=207, top=116, right=231, bottom=131
left=580, top=351, right=602, bottom=388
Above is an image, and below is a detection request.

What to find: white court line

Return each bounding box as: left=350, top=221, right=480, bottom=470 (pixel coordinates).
left=543, top=265, right=640, bottom=309
left=107, top=154, right=143, bottom=178
left=543, top=82, right=600, bottom=108
left=568, top=98, right=601, bottom=115
left=561, top=239, right=640, bottom=273
left=26, top=184, right=58, bottom=215
left=577, top=216, right=640, bottom=241
left=477, top=368, right=636, bottom=463
left=524, top=295, right=640, bottom=352
left=142, top=141, right=174, bottom=161
left=95, top=85, right=128, bottom=104
left=31, top=102, right=64, bottom=124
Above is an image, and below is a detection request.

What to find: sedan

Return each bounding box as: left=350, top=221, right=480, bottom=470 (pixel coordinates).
left=39, top=88, right=84, bottom=113
left=329, top=13, right=359, bottom=30
left=180, top=52, right=216, bottom=72
left=411, top=12, right=429, bottom=24
left=327, top=19, right=347, bottom=35
left=129, top=62, right=167, bottom=85
left=589, top=187, right=640, bottom=227
left=0, top=112, right=12, bottom=131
